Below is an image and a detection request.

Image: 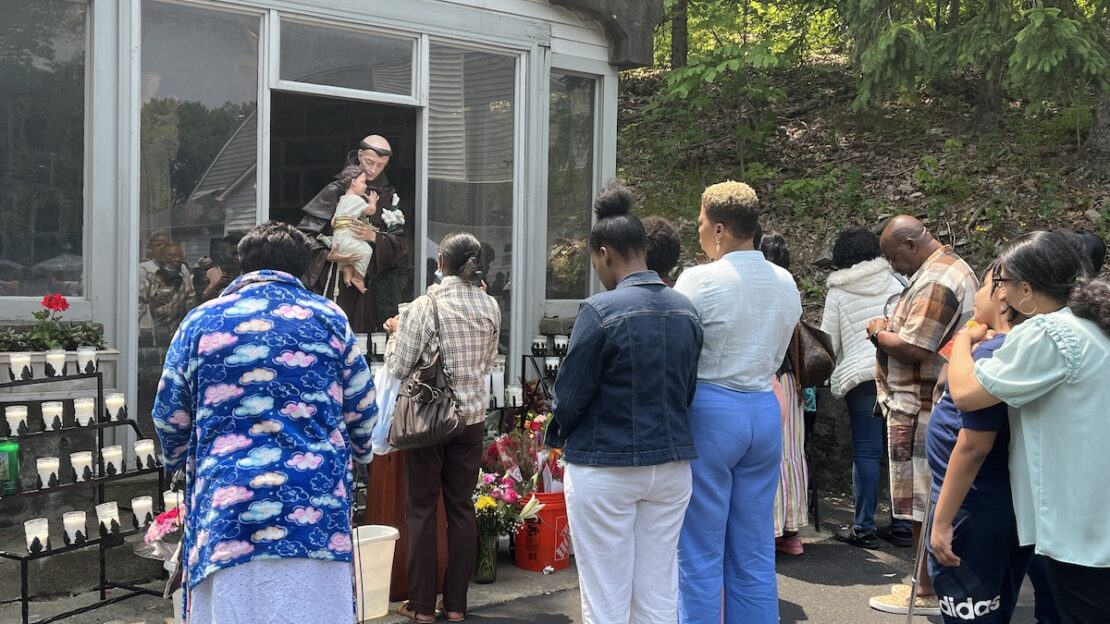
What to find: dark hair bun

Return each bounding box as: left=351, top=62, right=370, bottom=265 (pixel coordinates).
left=594, top=184, right=633, bottom=219
left=1070, top=278, right=1110, bottom=336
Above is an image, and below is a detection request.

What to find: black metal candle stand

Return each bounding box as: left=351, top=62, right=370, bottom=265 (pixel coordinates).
left=0, top=371, right=165, bottom=624
left=8, top=365, right=33, bottom=383
left=132, top=512, right=153, bottom=531
left=43, top=362, right=66, bottom=378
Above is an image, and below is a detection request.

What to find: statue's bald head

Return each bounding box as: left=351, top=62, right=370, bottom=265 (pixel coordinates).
left=880, top=215, right=938, bottom=276
left=357, top=134, right=391, bottom=179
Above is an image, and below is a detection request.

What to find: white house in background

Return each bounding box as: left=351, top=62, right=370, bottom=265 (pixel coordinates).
left=0, top=0, right=661, bottom=443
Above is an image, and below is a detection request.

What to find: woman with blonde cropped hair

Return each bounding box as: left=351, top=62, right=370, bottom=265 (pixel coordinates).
left=674, top=182, right=802, bottom=624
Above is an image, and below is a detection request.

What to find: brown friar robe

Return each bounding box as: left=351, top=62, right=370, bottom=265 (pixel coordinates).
left=296, top=172, right=409, bottom=333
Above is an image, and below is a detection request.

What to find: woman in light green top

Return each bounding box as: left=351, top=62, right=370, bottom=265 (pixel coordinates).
left=948, top=231, right=1110, bottom=624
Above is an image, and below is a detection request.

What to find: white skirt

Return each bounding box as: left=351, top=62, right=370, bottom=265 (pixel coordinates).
left=187, top=558, right=354, bottom=624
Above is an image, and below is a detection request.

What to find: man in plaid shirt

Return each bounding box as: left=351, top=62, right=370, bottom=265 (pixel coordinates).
left=866, top=216, right=978, bottom=614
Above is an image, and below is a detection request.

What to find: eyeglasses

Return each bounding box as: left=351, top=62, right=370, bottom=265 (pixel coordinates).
left=357, top=141, right=392, bottom=157
left=883, top=291, right=904, bottom=319
left=991, top=264, right=1016, bottom=294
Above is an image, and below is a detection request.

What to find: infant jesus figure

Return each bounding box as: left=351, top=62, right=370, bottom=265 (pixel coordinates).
left=331, top=165, right=378, bottom=293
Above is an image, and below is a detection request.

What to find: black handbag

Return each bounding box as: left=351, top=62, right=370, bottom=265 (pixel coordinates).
left=792, top=321, right=836, bottom=389
left=388, top=294, right=464, bottom=450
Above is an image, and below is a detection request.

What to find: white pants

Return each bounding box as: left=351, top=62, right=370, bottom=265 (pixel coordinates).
left=565, top=461, right=692, bottom=624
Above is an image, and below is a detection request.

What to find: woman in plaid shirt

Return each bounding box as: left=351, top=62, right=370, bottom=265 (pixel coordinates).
left=384, top=231, right=500, bottom=623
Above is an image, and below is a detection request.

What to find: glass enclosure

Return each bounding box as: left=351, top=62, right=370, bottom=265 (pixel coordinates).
left=0, top=0, right=87, bottom=297
left=546, top=72, right=595, bottom=300
left=280, top=20, right=415, bottom=96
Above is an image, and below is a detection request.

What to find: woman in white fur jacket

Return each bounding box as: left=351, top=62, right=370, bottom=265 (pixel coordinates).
left=820, top=228, right=904, bottom=549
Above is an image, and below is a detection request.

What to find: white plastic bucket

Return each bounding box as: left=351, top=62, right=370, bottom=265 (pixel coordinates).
left=164, top=560, right=183, bottom=624
left=353, top=525, right=400, bottom=621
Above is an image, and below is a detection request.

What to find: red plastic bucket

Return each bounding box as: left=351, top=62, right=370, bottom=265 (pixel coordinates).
left=514, top=491, right=570, bottom=572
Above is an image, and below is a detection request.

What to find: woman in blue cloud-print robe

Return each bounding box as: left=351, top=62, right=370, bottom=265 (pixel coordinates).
left=152, top=222, right=378, bottom=624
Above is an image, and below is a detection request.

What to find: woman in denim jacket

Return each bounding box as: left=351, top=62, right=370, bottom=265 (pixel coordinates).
left=549, top=184, right=703, bottom=624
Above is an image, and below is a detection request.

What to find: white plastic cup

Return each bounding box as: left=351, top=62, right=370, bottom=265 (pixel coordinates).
left=73, top=398, right=96, bottom=426
left=63, top=511, right=86, bottom=543
left=8, top=352, right=32, bottom=381
left=102, top=445, right=124, bottom=475
left=70, top=451, right=94, bottom=481
left=36, top=457, right=60, bottom=488
left=131, top=495, right=153, bottom=527
left=45, top=349, right=67, bottom=377
left=24, top=518, right=49, bottom=552
left=95, top=501, right=119, bottom=533
left=104, top=393, right=125, bottom=421
left=5, top=405, right=28, bottom=436
left=76, top=346, right=97, bottom=374
left=42, top=401, right=64, bottom=430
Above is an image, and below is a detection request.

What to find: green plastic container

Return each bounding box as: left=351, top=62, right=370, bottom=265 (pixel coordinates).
left=0, top=438, right=19, bottom=495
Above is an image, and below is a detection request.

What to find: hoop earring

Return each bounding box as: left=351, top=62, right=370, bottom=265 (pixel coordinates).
left=1015, top=295, right=1039, bottom=317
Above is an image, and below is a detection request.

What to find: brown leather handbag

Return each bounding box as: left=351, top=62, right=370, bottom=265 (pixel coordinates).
left=388, top=294, right=464, bottom=450
left=792, top=321, right=836, bottom=389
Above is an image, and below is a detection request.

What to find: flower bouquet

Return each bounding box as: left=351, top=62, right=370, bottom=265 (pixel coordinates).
left=137, top=506, right=182, bottom=563
left=472, top=470, right=544, bottom=583
left=483, top=411, right=564, bottom=493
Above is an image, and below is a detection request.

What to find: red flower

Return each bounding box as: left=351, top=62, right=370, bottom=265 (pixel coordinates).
left=41, top=294, right=69, bottom=313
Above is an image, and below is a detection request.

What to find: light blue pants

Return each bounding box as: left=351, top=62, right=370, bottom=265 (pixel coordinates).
left=678, top=382, right=782, bottom=624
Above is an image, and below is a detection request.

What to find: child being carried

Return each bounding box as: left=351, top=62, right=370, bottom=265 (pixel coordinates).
left=331, top=165, right=377, bottom=294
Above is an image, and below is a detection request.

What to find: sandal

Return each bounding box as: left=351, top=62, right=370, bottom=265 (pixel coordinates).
left=397, top=602, right=436, bottom=623
left=436, top=600, right=467, bottom=622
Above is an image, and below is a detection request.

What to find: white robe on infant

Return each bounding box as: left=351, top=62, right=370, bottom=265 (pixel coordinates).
left=331, top=194, right=373, bottom=279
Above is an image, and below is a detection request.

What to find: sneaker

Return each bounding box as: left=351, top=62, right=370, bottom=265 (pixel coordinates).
left=869, top=591, right=940, bottom=616
left=877, top=524, right=914, bottom=548
left=833, top=525, right=881, bottom=549
left=775, top=534, right=804, bottom=555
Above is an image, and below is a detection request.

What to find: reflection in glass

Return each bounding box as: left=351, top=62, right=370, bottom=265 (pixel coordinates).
left=280, top=21, right=414, bottom=96
left=0, top=0, right=86, bottom=296
left=427, top=45, right=516, bottom=352
left=546, top=73, right=595, bottom=299
left=138, top=1, right=259, bottom=438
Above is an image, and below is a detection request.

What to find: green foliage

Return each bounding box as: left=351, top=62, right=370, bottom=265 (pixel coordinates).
left=1008, top=8, right=1110, bottom=110
left=853, top=22, right=929, bottom=109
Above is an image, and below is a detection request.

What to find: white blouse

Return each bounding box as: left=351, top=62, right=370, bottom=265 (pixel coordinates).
left=675, top=251, right=801, bottom=393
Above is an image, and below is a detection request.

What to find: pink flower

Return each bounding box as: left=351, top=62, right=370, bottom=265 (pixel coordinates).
left=327, top=532, right=353, bottom=553
left=501, top=476, right=516, bottom=488
left=286, top=452, right=324, bottom=471
left=275, top=351, right=316, bottom=368
left=211, top=485, right=254, bottom=508
left=481, top=473, right=496, bottom=486
left=211, top=434, right=252, bottom=456
left=203, top=384, right=244, bottom=405
left=502, top=488, right=520, bottom=504
left=210, top=540, right=254, bottom=562
left=144, top=508, right=182, bottom=544
left=198, top=332, right=238, bottom=354
left=490, top=489, right=502, bottom=500
left=287, top=506, right=323, bottom=525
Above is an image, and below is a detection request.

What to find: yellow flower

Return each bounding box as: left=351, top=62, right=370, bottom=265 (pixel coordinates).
left=475, top=495, right=497, bottom=511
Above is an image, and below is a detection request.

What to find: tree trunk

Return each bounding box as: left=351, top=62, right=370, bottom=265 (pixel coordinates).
left=670, top=0, right=688, bottom=69
left=972, top=67, right=1003, bottom=130
left=1086, top=94, right=1110, bottom=154
left=947, top=0, right=960, bottom=30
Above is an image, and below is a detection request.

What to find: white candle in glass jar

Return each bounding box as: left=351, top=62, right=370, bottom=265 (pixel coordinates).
left=489, top=370, right=505, bottom=408
left=95, top=501, right=119, bottom=533
left=102, top=445, right=124, bottom=475
left=63, top=511, right=86, bottom=544
left=354, top=333, right=368, bottom=356
left=506, top=385, right=524, bottom=407
left=163, top=490, right=183, bottom=511
left=8, top=352, right=32, bottom=381
left=531, top=336, right=548, bottom=354
left=70, top=451, right=94, bottom=481
left=24, top=518, right=49, bottom=552
left=45, top=349, right=67, bottom=377
left=5, top=405, right=28, bottom=436
left=370, top=332, right=387, bottom=355
left=131, top=495, right=153, bottom=527
left=76, top=346, right=97, bottom=374
left=36, top=457, right=60, bottom=487
left=545, top=357, right=560, bottom=373
left=553, top=335, right=569, bottom=351
left=134, top=439, right=156, bottom=469
left=42, top=401, right=64, bottom=430
left=73, top=398, right=95, bottom=426
left=104, top=393, right=126, bottom=421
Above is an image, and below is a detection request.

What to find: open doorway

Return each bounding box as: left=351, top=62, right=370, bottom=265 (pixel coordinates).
left=269, top=91, right=418, bottom=327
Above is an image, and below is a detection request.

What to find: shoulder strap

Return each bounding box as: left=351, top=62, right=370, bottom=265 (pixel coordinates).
left=425, top=293, right=455, bottom=387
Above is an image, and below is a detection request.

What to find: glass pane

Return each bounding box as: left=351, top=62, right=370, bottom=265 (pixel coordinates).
left=0, top=0, right=86, bottom=297
left=280, top=21, right=413, bottom=96
left=138, top=1, right=259, bottom=435
left=546, top=72, right=595, bottom=300
left=427, top=45, right=515, bottom=352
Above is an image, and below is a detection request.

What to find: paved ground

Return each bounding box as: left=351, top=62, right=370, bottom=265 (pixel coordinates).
left=0, top=502, right=1039, bottom=623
